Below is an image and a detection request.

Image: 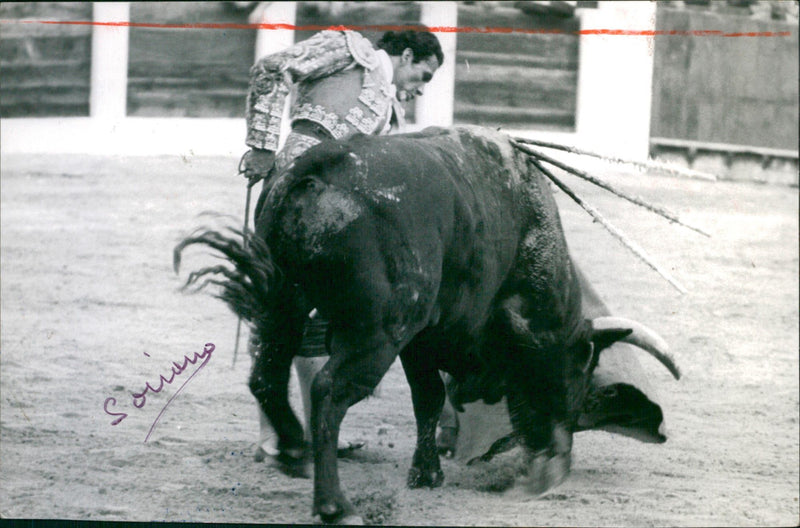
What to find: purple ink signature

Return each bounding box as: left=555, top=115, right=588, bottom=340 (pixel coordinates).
left=103, top=342, right=215, bottom=442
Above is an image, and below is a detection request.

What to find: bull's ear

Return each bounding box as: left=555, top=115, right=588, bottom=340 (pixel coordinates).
left=591, top=327, right=634, bottom=355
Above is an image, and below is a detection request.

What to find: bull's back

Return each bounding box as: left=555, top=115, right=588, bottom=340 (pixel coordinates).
left=394, top=127, right=575, bottom=335
left=334, top=127, right=531, bottom=333
left=264, top=127, right=555, bottom=342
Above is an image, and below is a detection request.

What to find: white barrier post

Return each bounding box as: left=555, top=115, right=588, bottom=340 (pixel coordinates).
left=252, top=2, right=297, bottom=148
left=253, top=1, right=297, bottom=60
left=575, top=1, right=656, bottom=160
left=416, top=1, right=457, bottom=128
left=90, top=3, right=130, bottom=120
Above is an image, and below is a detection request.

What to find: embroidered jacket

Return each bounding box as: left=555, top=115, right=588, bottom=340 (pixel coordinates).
left=246, top=30, right=399, bottom=152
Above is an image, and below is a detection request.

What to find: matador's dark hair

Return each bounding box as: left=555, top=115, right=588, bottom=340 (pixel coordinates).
left=376, top=28, right=444, bottom=66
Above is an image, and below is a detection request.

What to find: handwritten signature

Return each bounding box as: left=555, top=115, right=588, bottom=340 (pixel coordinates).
left=103, top=342, right=215, bottom=442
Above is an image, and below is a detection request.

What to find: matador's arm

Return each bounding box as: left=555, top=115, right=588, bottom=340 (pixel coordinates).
left=245, top=31, right=362, bottom=151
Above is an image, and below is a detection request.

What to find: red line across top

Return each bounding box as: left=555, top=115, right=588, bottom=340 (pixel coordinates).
left=0, top=19, right=793, bottom=37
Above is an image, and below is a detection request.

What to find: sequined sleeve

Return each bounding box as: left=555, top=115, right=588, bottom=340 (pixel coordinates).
left=245, top=31, right=356, bottom=151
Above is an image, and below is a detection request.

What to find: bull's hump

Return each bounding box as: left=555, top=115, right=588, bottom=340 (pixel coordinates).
left=453, top=126, right=521, bottom=188
left=452, top=124, right=509, bottom=146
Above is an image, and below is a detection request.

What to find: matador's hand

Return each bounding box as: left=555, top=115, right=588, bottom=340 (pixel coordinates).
left=240, top=148, right=276, bottom=184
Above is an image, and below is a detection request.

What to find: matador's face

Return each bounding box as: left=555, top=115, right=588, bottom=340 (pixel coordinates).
left=393, top=49, right=440, bottom=102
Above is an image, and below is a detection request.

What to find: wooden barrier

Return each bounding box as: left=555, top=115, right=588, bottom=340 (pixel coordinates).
left=454, top=3, right=580, bottom=131
left=651, top=5, right=799, bottom=151
left=0, top=3, right=92, bottom=118
left=651, top=137, right=799, bottom=186
left=126, top=2, right=255, bottom=118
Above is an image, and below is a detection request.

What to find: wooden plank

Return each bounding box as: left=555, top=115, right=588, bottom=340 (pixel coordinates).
left=294, top=1, right=420, bottom=45
left=457, top=33, right=577, bottom=59
left=0, top=2, right=92, bottom=20
left=455, top=3, right=578, bottom=60
left=0, top=78, right=89, bottom=91
left=130, top=1, right=253, bottom=24
left=0, top=2, right=92, bottom=38
left=0, top=2, right=92, bottom=120
left=453, top=2, right=578, bottom=131
left=129, top=88, right=247, bottom=100
left=0, top=90, right=90, bottom=118
left=775, top=30, right=800, bottom=101
left=1, top=37, right=90, bottom=79
left=0, top=86, right=89, bottom=112
left=127, top=76, right=248, bottom=90
left=127, top=60, right=250, bottom=82
left=127, top=26, right=256, bottom=64
left=127, top=90, right=244, bottom=118
left=0, top=6, right=91, bottom=120
left=650, top=137, right=799, bottom=159
left=454, top=102, right=574, bottom=129
left=456, top=3, right=580, bottom=34
left=457, top=49, right=577, bottom=69
left=0, top=35, right=91, bottom=62
left=454, top=80, right=575, bottom=110
left=651, top=5, right=798, bottom=150
left=0, top=23, right=92, bottom=38
left=126, top=1, right=255, bottom=118
left=454, top=62, right=575, bottom=84
left=652, top=8, right=692, bottom=140
left=0, top=59, right=89, bottom=77
left=0, top=102, right=88, bottom=118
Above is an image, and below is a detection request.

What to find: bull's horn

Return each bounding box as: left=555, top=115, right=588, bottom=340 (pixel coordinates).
left=591, top=316, right=681, bottom=380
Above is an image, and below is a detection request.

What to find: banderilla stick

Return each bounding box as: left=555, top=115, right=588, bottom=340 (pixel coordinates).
left=511, top=136, right=718, bottom=182
left=529, top=156, right=688, bottom=295
left=512, top=140, right=711, bottom=238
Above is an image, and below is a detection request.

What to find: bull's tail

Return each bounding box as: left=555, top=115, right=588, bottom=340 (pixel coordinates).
left=173, top=226, right=283, bottom=327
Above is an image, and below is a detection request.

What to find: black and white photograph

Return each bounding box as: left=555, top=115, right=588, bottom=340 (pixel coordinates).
left=1, top=1, right=798, bottom=525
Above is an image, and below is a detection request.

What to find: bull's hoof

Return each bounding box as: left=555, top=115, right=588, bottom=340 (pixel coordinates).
left=254, top=443, right=279, bottom=463
left=407, top=466, right=445, bottom=489
left=337, top=440, right=366, bottom=458
left=523, top=452, right=570, bottom=496
left=338, top=514, right=365, bottom=525
left=315, top=500, right=361, bottom=525
left=274, top=449, right=310, bottom=479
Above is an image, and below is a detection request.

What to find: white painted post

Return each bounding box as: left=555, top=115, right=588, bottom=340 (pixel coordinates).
left=90, top=3, right=130, bottom=120
left=575, top=1, right=656, bottom=160
left=253, top=1, right=297, bottom=60
left=416, top=1, right=457, bottom=128
left=251, top=2, right=297, bottom=148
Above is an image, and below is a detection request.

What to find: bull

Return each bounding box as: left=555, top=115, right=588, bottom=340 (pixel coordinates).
left=175, top=126, right=679, bottom=524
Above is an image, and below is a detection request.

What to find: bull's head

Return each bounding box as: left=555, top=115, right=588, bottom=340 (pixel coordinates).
left=512, top=316, right=680, bottom=496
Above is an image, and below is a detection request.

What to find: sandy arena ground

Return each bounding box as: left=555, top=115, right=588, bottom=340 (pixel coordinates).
left=1, top=152, right=797, bottom=526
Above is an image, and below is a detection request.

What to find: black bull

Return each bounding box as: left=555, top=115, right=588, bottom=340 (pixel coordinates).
left=175, top=126, right=680, bottom=523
